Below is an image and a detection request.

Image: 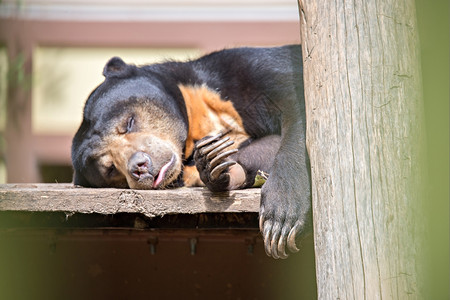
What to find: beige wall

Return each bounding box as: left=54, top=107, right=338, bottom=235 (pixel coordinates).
left=32, top=47, right=201, bottom=135
left=0, top=0, right=299, bottom=22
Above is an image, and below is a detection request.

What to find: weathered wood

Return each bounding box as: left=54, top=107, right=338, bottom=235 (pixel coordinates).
left=0, top=184, right=260, bottom=218
left=299, top=0, right=424, bottom=298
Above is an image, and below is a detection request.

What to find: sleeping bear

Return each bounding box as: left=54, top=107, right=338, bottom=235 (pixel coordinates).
left=71, top=45, right=311, bottom=259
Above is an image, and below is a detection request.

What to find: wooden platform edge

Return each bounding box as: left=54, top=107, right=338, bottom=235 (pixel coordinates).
left=0, top=184, right=261, bottom=218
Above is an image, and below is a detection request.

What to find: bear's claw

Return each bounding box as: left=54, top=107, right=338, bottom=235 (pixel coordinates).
left=259, top=204, right=302, bottom=259
left=206, top=139, right=235, bottom=159
left=210, top=149, right=238, bottom=168
left=196, top=131, right=228, bottom=149
left=210, top=161, right=236, bottom=180
left=194, top=132, right=239, bottom=191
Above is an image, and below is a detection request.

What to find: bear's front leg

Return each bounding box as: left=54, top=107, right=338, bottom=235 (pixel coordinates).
left=259, top=149, right=312, bottom=259
left=258, top=116, right=312, bottom=259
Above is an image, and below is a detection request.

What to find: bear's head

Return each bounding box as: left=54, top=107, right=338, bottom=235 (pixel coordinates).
left=71, top=57, right=188, bottom=189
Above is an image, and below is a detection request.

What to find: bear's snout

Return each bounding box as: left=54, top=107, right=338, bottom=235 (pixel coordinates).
left=128, top=151, right=154, bottom=183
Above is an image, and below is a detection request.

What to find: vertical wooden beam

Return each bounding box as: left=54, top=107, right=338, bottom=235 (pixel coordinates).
left=4, top=21, right=39, bottom=183
left=299, top=0, right=425, bottom=298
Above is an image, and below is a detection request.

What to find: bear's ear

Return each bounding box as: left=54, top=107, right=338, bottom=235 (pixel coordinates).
left=103, top=57, right=134, bottom=78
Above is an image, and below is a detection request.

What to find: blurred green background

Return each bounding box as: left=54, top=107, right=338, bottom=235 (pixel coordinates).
left=416, top=0, right=449, bottom=298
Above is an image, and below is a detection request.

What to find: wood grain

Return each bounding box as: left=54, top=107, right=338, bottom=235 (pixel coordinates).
left=0, top=184, right=261, bottom=217
left=299, top=0, right=425, bottom=298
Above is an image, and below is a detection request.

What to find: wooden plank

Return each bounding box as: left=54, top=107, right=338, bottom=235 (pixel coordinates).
left=0, top=184, right=261, bottom=218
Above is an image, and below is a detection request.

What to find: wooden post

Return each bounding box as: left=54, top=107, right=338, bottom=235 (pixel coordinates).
left=298, top=0, right=424, bottom=298
left=4, top=21, right=39, bottom=183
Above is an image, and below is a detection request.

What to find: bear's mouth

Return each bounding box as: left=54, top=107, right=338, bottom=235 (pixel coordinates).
left=152, top=154, right=176, bottom=188
left=127, top=151, right=177, bottom=189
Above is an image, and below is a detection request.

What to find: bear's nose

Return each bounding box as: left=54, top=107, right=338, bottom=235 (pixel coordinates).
left=128, top=152, right=154, bottom=181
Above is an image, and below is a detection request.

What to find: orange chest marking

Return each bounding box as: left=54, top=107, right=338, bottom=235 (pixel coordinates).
left=179, top=84, right=249, bottom=159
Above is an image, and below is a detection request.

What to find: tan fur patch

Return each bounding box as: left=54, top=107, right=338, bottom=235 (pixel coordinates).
left=182, top=165, right=204, bottom=187
left=179, top=84, right=249, bottom=159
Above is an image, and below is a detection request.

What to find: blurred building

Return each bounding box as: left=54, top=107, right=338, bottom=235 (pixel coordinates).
left=0, top=0, right=301, bottom=183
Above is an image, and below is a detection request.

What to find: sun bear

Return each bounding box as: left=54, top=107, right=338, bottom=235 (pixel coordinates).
left=72, top=45, right=311, bottom=259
